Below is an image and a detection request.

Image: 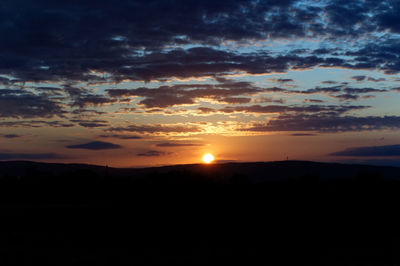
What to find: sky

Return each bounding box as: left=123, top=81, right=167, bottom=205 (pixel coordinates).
left=1, top=0, right=400, bottom=167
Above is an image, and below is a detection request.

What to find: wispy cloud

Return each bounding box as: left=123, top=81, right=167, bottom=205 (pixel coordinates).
left=156, top=142, right=204, bottom=147
left=0, top=153, right=67, bottom=160
left=331, top=145, right=400, bottom=157
left=136, top=150, right=171, bottom=157
left=66, top=141, right=122, bottom=150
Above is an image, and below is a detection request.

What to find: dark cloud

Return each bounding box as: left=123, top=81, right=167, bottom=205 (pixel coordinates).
left=66, top=141, right=122, bottom=150
left=367, top=77, right=386, bottom=82
left=321, top=81, right=339, bottom=85
left=333, top=94, right=360, bottom=101
left=323, top=0, right=381, bottom=36
left=376, top=1, right=400, bottom=33
left=218, top=104, right=368, bottom=115
left=345, top=38, right=400, bottom=75
left=196, top=107, right=216, bottom=114
left=287, top=86, right=343, bottom=95
left=107, top=81, right=264, bottom=108
left=136, top=150, right=169, bottom=157
left=0, top=120, right=74, bottom=128
left=0, top=153, right=66, bottom=160
left=254, top=97, right=286, bottom=104
left=350, top=75, right=366, bottom=82
left=0, top=77, right=11, bottom=86
left=1, top=0, right=400, bottom=84
left=290, top=133, right=316, bottom=136
left=156, top=143, right=204, bottom=147
left=331, top=144, right=400, bottom=157
left=219, top=97, right=252, bottom=104
left=286, top=85, right=387, bottom=94
left=109, top=124, right=202, bottom=134
left=72, top=95, right=117, bottom=108
left=71, top=109, right=106, bottom=115
left=1, top=0, right=400, bottom=137
left=329, top=87, right=387, bottom=101
left=268, top=78, right=294, bottom=83
left=70, top=119, right=109, bottom=128
left=65, top=86, right=117, bottom=108
left=288, top=85, right=387, bottom=102
left=0, top=89, right=64, bottom=118
left=0, top=0, right=304, bottom=83
left=0, top=134, right=22, bottom=139
left=343, top=87, right=386, bottom=94
left=99, top=134, right=142, bottom=140
left=242, top=114, right=400, bottom=133
left=304, top=99, right=325, bottom=103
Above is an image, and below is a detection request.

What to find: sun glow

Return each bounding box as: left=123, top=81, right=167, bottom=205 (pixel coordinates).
left=202, top=153, right=215, bottom=164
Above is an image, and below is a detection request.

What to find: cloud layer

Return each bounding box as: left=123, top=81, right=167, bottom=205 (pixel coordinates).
left=1, top=0, right=400, bottom=166
left=66, top=141, right=122, bottom=150
left=331, top=145, right=400, bottom=157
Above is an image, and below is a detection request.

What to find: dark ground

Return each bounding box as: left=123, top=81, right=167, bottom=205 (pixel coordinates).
left=0, top=160, right=400, bottom=265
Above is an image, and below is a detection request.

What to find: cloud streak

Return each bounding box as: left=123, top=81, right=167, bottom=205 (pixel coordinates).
left=66, top=141, right=122, bottom=150
left=0, top=153, right=66, bottom=160
left=331, top=145, right=400, bottom=157
left=242, top=115, right=400, bottom=133
left=136, top=150, right=170, bottom=157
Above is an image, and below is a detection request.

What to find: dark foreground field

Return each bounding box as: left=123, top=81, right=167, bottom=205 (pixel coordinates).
left=1, top=160, right=400, bottom=265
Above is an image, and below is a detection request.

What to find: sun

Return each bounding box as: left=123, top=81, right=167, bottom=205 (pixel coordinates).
left=202, top=153, right=215, bottom=164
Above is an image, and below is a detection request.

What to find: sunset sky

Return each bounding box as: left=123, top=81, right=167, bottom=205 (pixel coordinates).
left=1, top=0, right=400, bottom=167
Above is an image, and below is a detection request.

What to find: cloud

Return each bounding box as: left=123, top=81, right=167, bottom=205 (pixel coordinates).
left=136, top=150, right=170, bottom=157
left=304, top=99, right=325, bottom=103
left=242, top=114, right=400, bottom=133
left=268, top=78, right=294, bottom=83
left=65, top=86, right=117, bottom=108
left=287, top=85, right=387, bottom=102
left=321, top=81, right=339, bottom=85
left=345, top=38, right=400, bottom=75
left=0, top=89, right=64, bottom=118
left=107, top=80, right=263, bottom=108
left=156, top=142, right=204, bottom=147
left=367, top=77, right=386, bottom=82
left=1, top=0, right=400, bottom=85
left=253, top=97, right=286, bottom=104
left=0, top=134, right=23, bottom=139
left=1, top=0, right=400, bottom=138
left=99, top=134, right=142, bottom=140
left=72, top=95, right=117, bottom=108
left=333, top=94, right=360, bottom=101
left=343, top=87, right=386, bottom=94
left=0, top=120, right=75, bottom=128
left=66, top=141, right=122, bottom=150
left=70, top=119, right=109, bottom=128
left=1, top=0, right=333, bottom=83
left=331, top=144, right=400, bottom=157
left=350, top=75, right=366, bottom=81
left=287, top=86, right=343, bottom=95
left=0, top=153, right=66, bottom=160
left=109, top=124, right=202, bottom=134
left=218, top=104, right=368, bottom=115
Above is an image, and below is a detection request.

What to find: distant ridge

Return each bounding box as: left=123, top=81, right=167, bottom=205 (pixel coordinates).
left=1, top=160, right=399, bottom=183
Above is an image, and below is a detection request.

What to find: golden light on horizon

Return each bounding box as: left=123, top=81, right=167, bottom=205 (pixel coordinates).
left=202, top=153, right=215, bottom=164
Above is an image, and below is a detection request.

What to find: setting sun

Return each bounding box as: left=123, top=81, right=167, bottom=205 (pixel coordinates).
left=202, top=153, right=215, bottom=164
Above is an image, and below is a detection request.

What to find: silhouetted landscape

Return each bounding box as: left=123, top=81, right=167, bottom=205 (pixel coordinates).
left=1, top=160, right=400, bottom=265
left=3, top=0, right=400, bottom=264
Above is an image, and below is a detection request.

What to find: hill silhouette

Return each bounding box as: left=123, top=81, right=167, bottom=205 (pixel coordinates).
left=1, top=160, right=399, bottom=184
left=1, top=160, right=400, bottom=265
